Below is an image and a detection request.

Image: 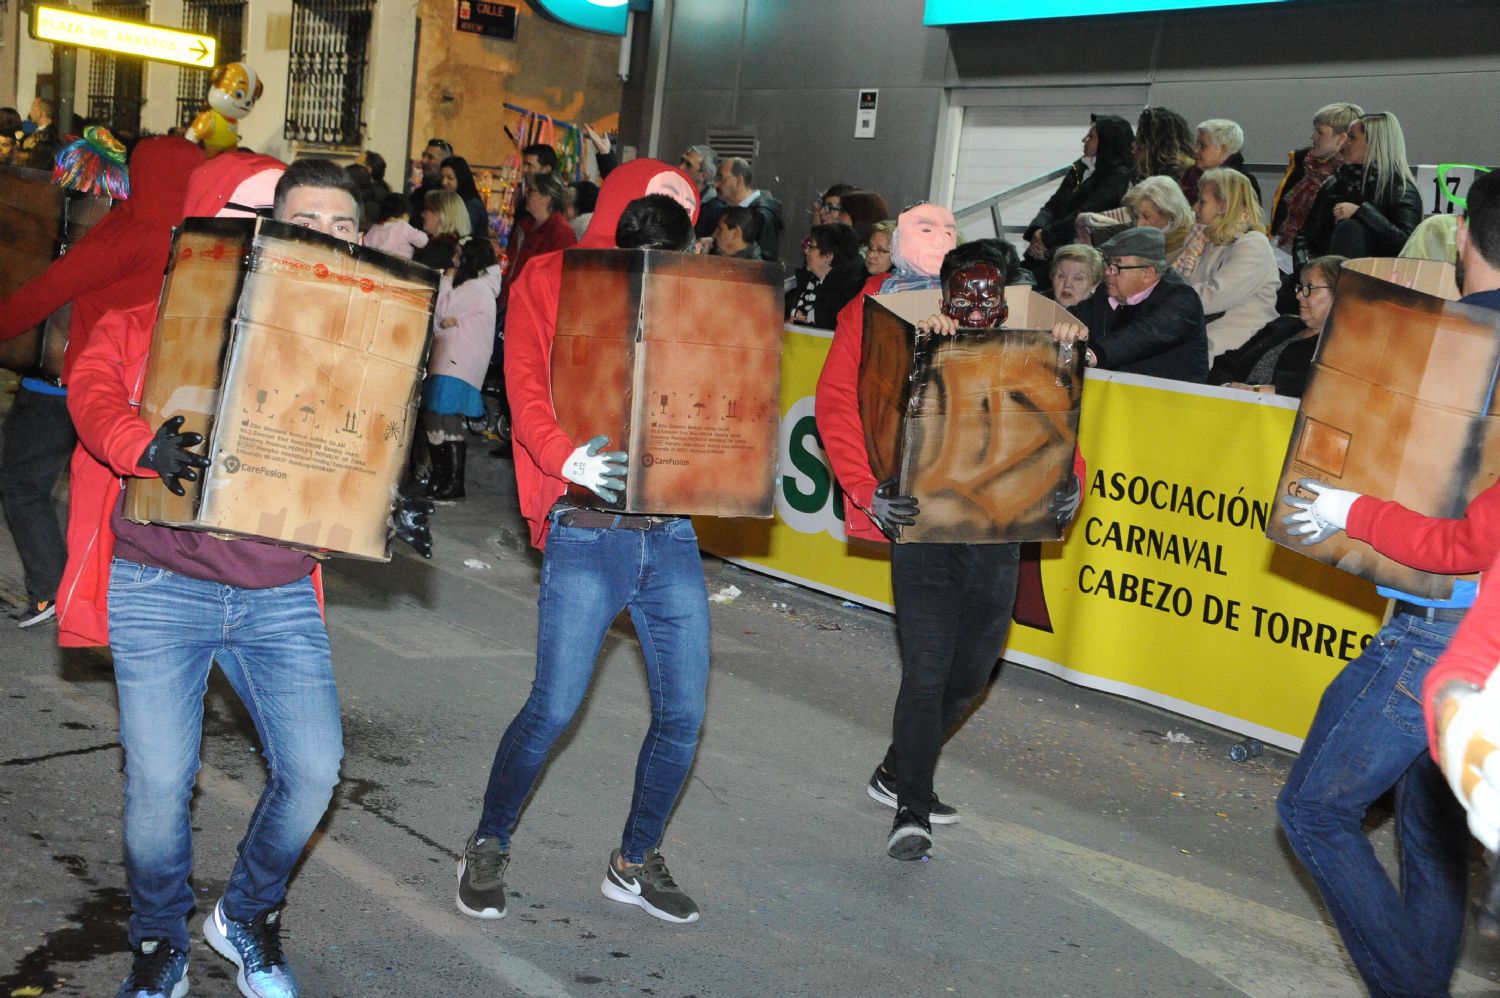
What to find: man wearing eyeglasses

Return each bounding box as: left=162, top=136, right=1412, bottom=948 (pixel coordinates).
left=1058, top=226, right=1208, bottom=383
left=1275, top=168, right=1500, bottom=998
left=678, top=144, right=723, bottom=238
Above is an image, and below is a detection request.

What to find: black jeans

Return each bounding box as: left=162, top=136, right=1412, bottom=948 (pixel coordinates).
left=0, top=385, right=75, bottom=603
left=884, top=542, right=1020, bottom=819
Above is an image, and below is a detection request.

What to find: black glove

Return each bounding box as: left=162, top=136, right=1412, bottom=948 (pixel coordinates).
left=138, top=415, right=211, bottom=497
left=390, top=475, right=434, bottom=558
left=1052, top=474, right=1082, bottom=525
left=869, top=477, right=919, bottom=539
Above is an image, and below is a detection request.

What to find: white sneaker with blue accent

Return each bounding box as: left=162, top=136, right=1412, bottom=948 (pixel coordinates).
left=116, top=938, right=188, bottom=998
left=203, top=899, right=299, bottom=998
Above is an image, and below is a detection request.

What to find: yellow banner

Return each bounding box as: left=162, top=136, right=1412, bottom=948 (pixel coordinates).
left=695, top=326, right=1387, bottom=749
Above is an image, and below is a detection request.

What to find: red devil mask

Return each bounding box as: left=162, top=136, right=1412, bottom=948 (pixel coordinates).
left=940, top=262, right=1009, bottom=328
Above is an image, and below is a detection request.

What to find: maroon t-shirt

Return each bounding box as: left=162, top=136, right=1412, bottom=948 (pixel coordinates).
left=111, top=495, right=317, bottom=589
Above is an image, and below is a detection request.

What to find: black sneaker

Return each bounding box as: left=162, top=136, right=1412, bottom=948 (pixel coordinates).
left=601, top=849, right=701, bottom=924
left=866, top=766, right=959, bottom=824
left=887, top=808, right=932, bottom=861
left=116, top=938, right=189, bottom=998
left=456, top=833, right=509, bottom=919
left=18, top=599, right=56, bottom=629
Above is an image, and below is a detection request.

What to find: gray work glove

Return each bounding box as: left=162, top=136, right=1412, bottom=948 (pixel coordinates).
left=138, top=415, right=211, bottom=497
left=869, top=477, right=919, bottom=539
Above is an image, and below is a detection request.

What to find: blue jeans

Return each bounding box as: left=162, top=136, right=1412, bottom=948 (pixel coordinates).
left=108, top=559, right=343, bottom=951
left=1277, top=611, right=1469, bottom=998
left=477, top=513, right=710, bottom=863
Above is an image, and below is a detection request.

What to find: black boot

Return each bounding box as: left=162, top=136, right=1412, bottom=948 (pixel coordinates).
left=422, top=442, right=453, bottom=499
left=430, top=440, right=467, bottom=501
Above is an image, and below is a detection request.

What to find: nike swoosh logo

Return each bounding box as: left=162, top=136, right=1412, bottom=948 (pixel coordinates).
left=213, top=904, right=228, bottom=936
left=611, top=870, right=642, bottom=896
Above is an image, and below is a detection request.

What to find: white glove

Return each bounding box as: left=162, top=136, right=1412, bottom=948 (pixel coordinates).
left=1435, top=681, right=1500, bottom=853
left=561, top=435, right=627, bottom=502
left=1281, top=478, right=1361, bottom=546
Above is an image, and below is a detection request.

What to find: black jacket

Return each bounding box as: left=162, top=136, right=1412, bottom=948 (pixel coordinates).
left=1269, top=147, right=1314, bottom=238
left=746, top=191, right=785, bottom=262
left=1024, top=159, right=1134, bottom=251
left=1293, top=162, right=1422, bottom=267
left=1073, top=270, right=1209, bottom=383
left=787, top=260, right=868, bottom=330
left=1207, top=315, right=1318, bottom=397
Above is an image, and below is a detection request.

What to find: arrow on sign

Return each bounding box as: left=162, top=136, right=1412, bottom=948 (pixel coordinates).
left=190, top=40, right=209, bottom=62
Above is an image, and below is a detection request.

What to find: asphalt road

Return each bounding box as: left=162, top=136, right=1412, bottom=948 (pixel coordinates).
left=3, top=439, right=1500, bottom=997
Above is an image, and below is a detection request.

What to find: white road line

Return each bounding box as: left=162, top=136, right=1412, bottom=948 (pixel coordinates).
left=26, top=673, right=574, bottom=998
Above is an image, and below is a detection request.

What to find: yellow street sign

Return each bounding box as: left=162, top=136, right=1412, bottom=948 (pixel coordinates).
left=29, top=5, right=216, bottom=68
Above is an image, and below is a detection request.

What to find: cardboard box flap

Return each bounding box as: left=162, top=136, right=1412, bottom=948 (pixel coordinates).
left=1316, top=268, right=1500, bottom=414
left=1346, top=257, right=1460, bottom=300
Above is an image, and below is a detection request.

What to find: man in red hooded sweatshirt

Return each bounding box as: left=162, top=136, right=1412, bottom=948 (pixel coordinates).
left=0, top=136, right=203, bottom=627
left=455, top=162, right=712, bottom=925
left=62, top=154, right=384, bottom=998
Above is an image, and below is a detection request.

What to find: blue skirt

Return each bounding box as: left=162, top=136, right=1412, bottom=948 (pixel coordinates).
left=422, top=375, right=485, bottom=418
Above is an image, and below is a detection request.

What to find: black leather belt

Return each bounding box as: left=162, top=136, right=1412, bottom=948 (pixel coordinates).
left=555, top=508, right=676, bottom=531
left=1393, top=600, right=1467, bottom=623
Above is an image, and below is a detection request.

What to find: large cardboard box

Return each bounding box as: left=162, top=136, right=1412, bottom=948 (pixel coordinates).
left=1267, top=258, right=1500, bottom=598
left=123, top=217, right=438, bottom=560
left=859, top=286, right=1084, bottom=543
left=0, top=165, right=111, bottom=376
left=550, top=248, right=784, bottom=517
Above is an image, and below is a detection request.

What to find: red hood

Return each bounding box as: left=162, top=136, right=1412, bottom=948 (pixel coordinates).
left=580, top=158, right=700, bottom=249
left=113, top=137, right=204, bottom=225
left=182, top=150, right=288, bottom=220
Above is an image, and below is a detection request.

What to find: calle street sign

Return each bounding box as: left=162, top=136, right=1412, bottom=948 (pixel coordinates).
left=30, top=5, right=216, bottom=68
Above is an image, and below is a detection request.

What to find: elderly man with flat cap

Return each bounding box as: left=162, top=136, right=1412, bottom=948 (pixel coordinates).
left=1059, top=226, right=1209, bottom=383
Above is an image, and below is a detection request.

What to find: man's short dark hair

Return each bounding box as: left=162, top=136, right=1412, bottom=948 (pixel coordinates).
left=425, top=138, right=453, bottom=156
left=523, top=143, right=559, bottom=172
left=725, top=157, right=753, bottom=185
left=940, top=239, right=1024, bottom=286
left=809, top=222, right=860, bottom=265
left=720, top=205, right=762, bottom=244
left=1465, top=170, right=1500, bottom=269
left=616, top=194, right=693, bottom=251
left=274, top=158, right=362, bottom=223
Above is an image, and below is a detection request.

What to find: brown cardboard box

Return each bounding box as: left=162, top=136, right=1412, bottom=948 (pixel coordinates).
left=0, top=165, right=111, bottom=375
left=859, top=286, right=1084, bottom=544
left=1267, top=258, right=1500, bottom=597
left=123, top=217, right=437, bottom=560
left=550, top=248, right=784, bottom=517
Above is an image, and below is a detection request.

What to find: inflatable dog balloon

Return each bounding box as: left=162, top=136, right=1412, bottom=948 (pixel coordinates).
left=187, top=63, right=263, bottom=157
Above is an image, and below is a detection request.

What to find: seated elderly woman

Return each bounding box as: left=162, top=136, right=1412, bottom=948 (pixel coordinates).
left=787, top=223, right=866, bottom=329
left=1062, top=227, right=1209, bottom=383
left=1175, top=168, right=1280, bottom=356
left=863, top=220, right=895, bottom=277
left=1075, top=176, right=1195, bottom=265
left=1181, top=118, right=1262, bottom=205
left=1045, top=244, right=1105, bottom=310
left=1208, top=255, right=1346, bottom=397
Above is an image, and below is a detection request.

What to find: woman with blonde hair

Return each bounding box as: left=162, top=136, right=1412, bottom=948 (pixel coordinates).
left=1176, top=168, right=1279, bottom=356
left=1294, top=111, right=1421, bottom=266
left=1123, top=176, right=1195, bottom=262
left=414, top=189, right=472, bottom=271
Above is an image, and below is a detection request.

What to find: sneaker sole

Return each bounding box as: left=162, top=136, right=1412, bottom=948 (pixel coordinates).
left=600, top=878, right=700, bottom=924
left=455, top=856, right=507, bottom=920
left=866, top=783, right=960, bottom=825
left=18, top=607, right=56, bottom=629
left=887, top=826, right=932, bottom=861
left=202, top=910, right=256, bottom=998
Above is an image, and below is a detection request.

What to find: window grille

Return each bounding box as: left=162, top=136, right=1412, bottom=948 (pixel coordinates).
left=284, top=0, right=375, bottom=148
left=87, top=2, right=148, bottom=141
left=177, top=0, right=248, bottom=127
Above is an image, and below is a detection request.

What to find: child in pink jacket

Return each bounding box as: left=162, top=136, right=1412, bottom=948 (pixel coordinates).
left=364, top=192, right=429, bottom=260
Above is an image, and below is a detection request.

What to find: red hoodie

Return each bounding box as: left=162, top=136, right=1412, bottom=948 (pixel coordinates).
left=0, top=136, right=204, bottom=385
left=56, top=152, right=294, bottom=647
left=504, top=159, right=699, bottom=549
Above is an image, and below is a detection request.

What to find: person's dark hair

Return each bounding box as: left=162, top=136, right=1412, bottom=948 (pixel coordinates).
left=1090, top=114, right=1135, bottom=174
left=822, top=182, right=856, bottom=202
left=274, top=158, right=362, bottom=222
left=838, top=191, right=891, bottom=245
left=529, top=171, right=568, bottom=215
left=523, top=143, right=559, bottom=172
left=0, top=107, right=21, bottom=137
left=1134, top=106, right=1196, bottom=181
left=345, top=163, right=374, bottom=190
left=720, top=205, right=762, bottom=244
left=378, top=192, right=411, bottom=223
left=616, top=194, right=693, bottom=250
left=454, top=235, right=498, bottom=288
left=572, top=180, right=600, bottom=216
left=810, top=223, right=860, bottom=266
left=726, top=157, right=753, bottom=185
left=363, top=150, right=386, bottom=183
left=940, top=239, right=1023, bottom=286
left=425, top=137, right=453, bottom=157
left=441, top=155, right=481, bottom=202
left=1465, top=170, right=1500, bottom=269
